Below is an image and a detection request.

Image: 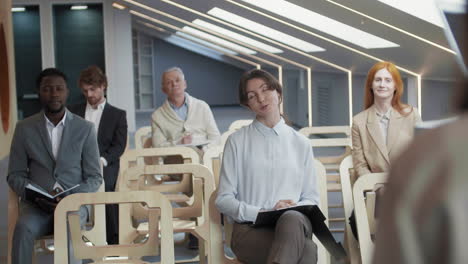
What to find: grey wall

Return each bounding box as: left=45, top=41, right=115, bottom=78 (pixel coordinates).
left=312, top=71, right=350, bottom=126
left=152, top=38, right=244, bottom=108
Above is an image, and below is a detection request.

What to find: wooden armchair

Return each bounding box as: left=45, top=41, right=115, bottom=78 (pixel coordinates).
left=117, top=163, right=214, bottom=264
left=208, top=159, right=331, bottom=264
left=352, top=173, right=387, bottom=264
left=339, top=155, right=360, bottom=264
left=54, top=191, right=174, bottom=263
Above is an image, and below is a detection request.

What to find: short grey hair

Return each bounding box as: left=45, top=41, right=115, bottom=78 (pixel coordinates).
left=162, top=67, right=185, bottom=82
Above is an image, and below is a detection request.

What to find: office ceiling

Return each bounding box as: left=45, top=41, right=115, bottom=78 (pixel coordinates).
left=123, top=0, right=462, bottom=80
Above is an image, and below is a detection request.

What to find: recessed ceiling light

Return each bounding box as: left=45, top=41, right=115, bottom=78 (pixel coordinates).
left=378, top=0, right=445, bottom=27
left=174, top=32, right=238, bottom=55
left=240, top=0, right=399, bottom=49
left=71, top=5, right=88, bottom=10
left=112, top=2, right=127, bottom=10
left=182, top=26, right=256, bottom=54
left=192, top=19, right=283, bottom=53
left=208, top=7, right=325, bottom=53
left=12, top=7, right=26, bottom=12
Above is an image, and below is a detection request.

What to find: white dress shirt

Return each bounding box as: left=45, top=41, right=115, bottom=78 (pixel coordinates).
left=376, top=108, right=391, bottom=144
left=215, top=119, right=319, bottom=223
left=44, top=112, right=67, bottom=159
left=85, top=99, right=106, bottom=133
left=85, top=100, right=107, bottom=166
left=45, top=112, right=66, bottom=189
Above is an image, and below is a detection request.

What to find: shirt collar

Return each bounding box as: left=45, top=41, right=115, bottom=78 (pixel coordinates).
left=44, top=110, right=67, bottom=127
left=169, top=93, right=189, bottom=110
left=252, top=118, right=287, bottom=136
left=86, top=99, right=106, bottom=111
left=376, top=107, right=392, bottom=121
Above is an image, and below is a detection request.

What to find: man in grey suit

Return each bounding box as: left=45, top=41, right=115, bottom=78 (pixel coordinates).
left=7, top=68, right=102, bottom=264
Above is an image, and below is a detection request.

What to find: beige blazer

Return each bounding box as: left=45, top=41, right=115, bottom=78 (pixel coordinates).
left=351, top=105, right=420, bottom=177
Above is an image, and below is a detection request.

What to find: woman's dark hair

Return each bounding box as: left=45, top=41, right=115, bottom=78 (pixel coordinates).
left=238, top=69, right=283, bottom=107
left=36, top=68, right=67, bottom=90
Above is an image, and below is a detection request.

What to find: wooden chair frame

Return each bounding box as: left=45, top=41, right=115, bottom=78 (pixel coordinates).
left=117, top=163, right=214, bottom=264
left=339, top=155, right=360, bottom=264
left=117, top=147, right=200, bottom=193
left=202, top=145, right=223, bottom=187
left=134, top=126, right=152, bottom=150
left=353, top=173, right=387, bottom=264
left=228, top=119, right=252, bottom=131
left=55, top=191, right=174, bottom=263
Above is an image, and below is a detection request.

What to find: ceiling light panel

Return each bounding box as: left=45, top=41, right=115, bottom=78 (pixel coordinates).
left=174, top=31, right=239, bottom=55
left=378, top=0, right=445, bottom=27
left=208, top=7, right=325, bottom=52
left=181, top=26, right=257, bottom=54
left=240, top=0, right=399, bottom=49
left=192, top=19, right=283, bottom=53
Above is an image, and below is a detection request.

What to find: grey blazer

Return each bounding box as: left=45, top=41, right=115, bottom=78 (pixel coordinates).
left=7, top=109, right=102, bottom=199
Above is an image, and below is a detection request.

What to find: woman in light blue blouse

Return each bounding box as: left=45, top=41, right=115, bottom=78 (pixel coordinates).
left=216, top=69, right=319, bottom=264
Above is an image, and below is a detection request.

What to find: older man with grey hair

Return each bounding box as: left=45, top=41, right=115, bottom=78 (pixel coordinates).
left=151, top=67, right=220, bottom=148
left=150, top=66, right=220, bottom=249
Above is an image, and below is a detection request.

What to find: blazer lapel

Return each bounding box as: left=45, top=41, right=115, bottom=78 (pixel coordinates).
left=387, top=109, right=403, bottom=155
left=366, top=106, right=390, bottom=164
left=37, top=112, right=55, bottom=160
left=97, top=103, right=109, bottom=141
left=77, top=103, right=86, bottom=118
left=56, top=110, right=73, bottom=161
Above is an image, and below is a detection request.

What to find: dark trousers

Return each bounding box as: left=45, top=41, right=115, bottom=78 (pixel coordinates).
left=231, top=211, right=317, bottom=264
left=12, top=202, right=87, bottom=264
left=104, top=181, right=119, bottom=245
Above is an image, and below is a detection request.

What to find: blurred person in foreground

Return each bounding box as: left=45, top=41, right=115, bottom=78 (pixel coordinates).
left=373, top=6, right=468, bottom=264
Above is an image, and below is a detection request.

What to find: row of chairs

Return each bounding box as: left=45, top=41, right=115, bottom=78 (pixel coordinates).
left=139, top=121, right=382, bottom=264
left=7, top=120, right=386, bottom=263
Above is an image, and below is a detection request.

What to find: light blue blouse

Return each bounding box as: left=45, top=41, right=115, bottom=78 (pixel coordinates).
left=215, top=118, right=319, bottom=223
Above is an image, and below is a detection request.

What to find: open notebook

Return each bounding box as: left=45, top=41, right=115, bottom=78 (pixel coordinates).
left=25, top=183, right=80, bottom=203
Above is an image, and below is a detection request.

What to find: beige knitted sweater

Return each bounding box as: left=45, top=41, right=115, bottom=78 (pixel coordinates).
left=151, top=94, right=220, bottom=147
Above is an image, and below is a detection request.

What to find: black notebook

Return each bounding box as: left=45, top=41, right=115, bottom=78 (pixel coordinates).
left=25, top=183, right=80, bottom=203
left=253, top=205, right=347, bottom=260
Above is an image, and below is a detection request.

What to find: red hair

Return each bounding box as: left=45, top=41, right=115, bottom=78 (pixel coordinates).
left=364, top=61, right=411, bottom=115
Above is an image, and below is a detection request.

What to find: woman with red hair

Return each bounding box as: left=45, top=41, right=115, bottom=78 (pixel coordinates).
left=352, top=61, right=421, bottom=178
left=349, top=61, right=421, bottom=239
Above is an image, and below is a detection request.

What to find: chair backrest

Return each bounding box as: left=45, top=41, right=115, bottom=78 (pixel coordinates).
left=118, top=163, right=215, bottom=245
left=117, top=147, right=200, bottom=193
left=134, top=126, right=152, bottom=149
left=352, top=173, right=387, bottom=264
left=220, top=129, right=236, bottom=148
left=299, top=126, right=352, bottom=165
left=202, top=145, right=223, bottom=187
left=339, top=155, right=360, bottom=264
left=55, top=191, right=174, bottom=263
left=314, top=159, right=330, bottom=264
left=228, top=119, right=253, bottom=131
